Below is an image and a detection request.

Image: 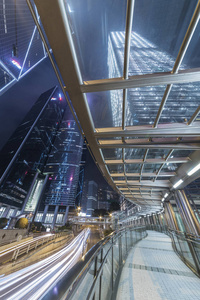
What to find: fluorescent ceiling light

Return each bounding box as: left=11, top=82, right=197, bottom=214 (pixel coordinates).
left=173, top=179, right=183, bottom=189
left=161, top=198, right=165, bottom=202
left=164, top=193, right=168, bottom=198
left=187, top=163, right=200, bottom=176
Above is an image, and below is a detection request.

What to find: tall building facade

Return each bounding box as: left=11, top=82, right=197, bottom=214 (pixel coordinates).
left=0, top=0, right=47, bottom=95
left=35, top=109, right=83, bottom=226
left=0, top=87, right=83, bottom=227
left=0, top=87, right=64, bottom=213
left=86, top=180, right=98, bottom=216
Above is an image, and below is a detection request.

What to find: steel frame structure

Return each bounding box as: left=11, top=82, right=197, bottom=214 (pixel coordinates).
left=29, top=0, right=200, bottom=213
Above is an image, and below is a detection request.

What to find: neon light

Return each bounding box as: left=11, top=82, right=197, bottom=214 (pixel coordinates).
left=59, top=93, right=62, bottom=100
left=11, top=59, right=21, bottom=69
left=51, top=97, right=57, bottom=101
left=70, top=176, right=73, bottom=181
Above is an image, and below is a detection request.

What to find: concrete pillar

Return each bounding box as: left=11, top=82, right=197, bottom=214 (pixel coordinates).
left=42, top=205, right=49, bottom=223
left=63, top=206, right=69, bottom=225
left=21, top=172, right=39, bottom=213
left=175, top=190, right=200, bottom=235
left=52, top=205, right=59, bottom=229
left=2, top=206, right=10, bottom=218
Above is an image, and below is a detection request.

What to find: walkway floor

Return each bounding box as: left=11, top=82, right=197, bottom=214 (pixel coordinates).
left=116, top=230, right=200, bottom=300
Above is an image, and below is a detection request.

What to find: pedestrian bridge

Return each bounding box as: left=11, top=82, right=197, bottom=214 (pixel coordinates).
left=39, top=225, right=200, bottom=300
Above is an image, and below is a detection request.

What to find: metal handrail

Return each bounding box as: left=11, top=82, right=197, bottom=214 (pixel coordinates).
left=148, top=224, right=200, bottom=277
left=42, top=226, right=147, bottom=300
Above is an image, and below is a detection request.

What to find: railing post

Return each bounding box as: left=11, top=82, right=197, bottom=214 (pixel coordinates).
left=125, top=229, right=127, bottom=253
left=92, top=255, right=98, bottom=300
left=26, top=244, right=30, bottom=254
left=14, top=249, right=19, bottom=260
left=35, top=241, right=38, bottom=249
left=99, top=248, right=103, bottom=300
left=119, top=234, right=122, bottom=266
left=111, top=237, right=114, bottom=292
left=186, top=235, right=200, bottom=275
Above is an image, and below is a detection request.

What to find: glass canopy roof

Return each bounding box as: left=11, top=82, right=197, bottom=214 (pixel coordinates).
left=31, top=0, right=200, bottom=214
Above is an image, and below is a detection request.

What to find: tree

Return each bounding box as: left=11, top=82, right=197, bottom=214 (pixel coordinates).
left=0, top=218, right=8, bottom=229
left=15, top=218, right=29, bottom=229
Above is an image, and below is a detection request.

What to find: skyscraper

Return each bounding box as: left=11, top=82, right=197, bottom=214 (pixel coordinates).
left=0, top=87, right=65, bottom=213
left=86, top=180, right=98, bottom=216
left=0, top=0, right=47, bottom=95
left=36, top=108, right=83, bottom=226
left=0, top=87, right=83, bottom=227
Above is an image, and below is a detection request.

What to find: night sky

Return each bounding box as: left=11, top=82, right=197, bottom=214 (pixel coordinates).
left=0, top=58, right=59, bottom=150
left=0, top=57, right=116, bottom=193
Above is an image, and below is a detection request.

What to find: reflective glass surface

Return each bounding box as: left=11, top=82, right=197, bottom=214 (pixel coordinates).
left=162, top=163, right=178, bottom=172
left=159, top=82, right=200, bottom=124
left=126, top=164, right=141, bottom=173
left=102, top=148, right=122, bottom=160
left=172, top=150, right=194, bottom=158
left=126, top=86, right=166, bottom=126
left=143, top=164, right=161, bottom=173
left=130, top=0, right=197, bottom=75
left=65, top=0, right=127, bottom=81
left=87, top=90, right=123, bottom=128
left=125, top=148, right=145, bottom=160
left=108, top=164, right=123, bottom=174
left=147, top=149, right=170, bottom=159
left=182, top=19, right=200, bottom=68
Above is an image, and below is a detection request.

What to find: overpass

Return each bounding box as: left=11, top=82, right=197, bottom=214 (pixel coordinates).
left=14, top=0, right=200, bottom=299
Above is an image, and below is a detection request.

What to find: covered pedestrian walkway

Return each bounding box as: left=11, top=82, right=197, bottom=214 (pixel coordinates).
left=116, top=230, right=200, bottom=300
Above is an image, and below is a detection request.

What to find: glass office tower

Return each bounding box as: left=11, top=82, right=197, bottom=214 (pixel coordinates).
left=0, top=0, right=46, bottom=95
left=0, top=87, right=66, bottom=218
left=36, top=108, right=83, bottom=226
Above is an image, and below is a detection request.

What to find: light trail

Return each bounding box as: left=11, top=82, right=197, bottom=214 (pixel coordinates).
left=0, top=229, right=90, bottom=300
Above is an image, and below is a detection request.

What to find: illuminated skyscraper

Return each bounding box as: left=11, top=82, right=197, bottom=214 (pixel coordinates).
left=0, top=87, right=65, bottom=219
left=106, top=31, right=197, bottom=182
left=36, top=108, right=83, bottom=227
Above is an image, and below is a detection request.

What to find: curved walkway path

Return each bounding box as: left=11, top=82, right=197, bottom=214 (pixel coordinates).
left=116, top=230, right=200, bottom=300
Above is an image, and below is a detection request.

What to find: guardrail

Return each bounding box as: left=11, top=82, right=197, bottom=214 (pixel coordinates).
left=146, top=224, right=200, bottom=277
left=0, top=231, right=73, bottom=264
left=42, top=226, right=147, bottom=300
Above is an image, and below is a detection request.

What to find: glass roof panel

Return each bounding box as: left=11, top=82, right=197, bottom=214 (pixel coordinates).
left=172, top=150, right=194, bottom=158
left=125, top=176, right=140, bottom=181
left=143, top=164, right=161, bottom=173
left=108, top=164, right=123, bottom=174
left=159, top=82, right=200, bottom=124
left=102, top=149, right=122, bottom=160
left=182, top=20, right=200, bottom=69
left=126, top=164, right=141, bottom=173
left=86, top=90, right=122, bottom=128
left=125, top=149, right=145, bottom=160
left=126, top=86, right=166, bottom=126
left=147, top=149, right=170, bottom=159
left=65, top=0, right=127, bottom=81
left=162, top=163, right=178, bottom=172
left=129, top=0, right=197, bottom=76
